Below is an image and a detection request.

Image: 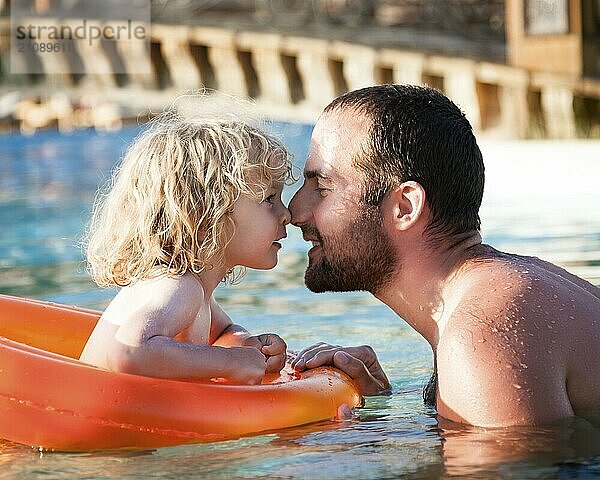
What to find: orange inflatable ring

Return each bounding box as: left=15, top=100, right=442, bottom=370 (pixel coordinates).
left=0, top=294, right=361, bottom=451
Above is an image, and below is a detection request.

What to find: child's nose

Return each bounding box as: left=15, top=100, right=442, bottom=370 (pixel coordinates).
left=281, top=205, right=291, bottom=226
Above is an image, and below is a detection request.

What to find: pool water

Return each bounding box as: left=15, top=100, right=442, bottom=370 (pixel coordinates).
left=1, top=125, right=600, bottom=479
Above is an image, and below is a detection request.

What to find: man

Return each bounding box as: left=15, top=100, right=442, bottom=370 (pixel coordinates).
left=289, top=84, right=600, bottom=427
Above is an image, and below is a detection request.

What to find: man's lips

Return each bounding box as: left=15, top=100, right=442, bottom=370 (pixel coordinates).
left=306, top=239, right=322, bottom=255
left=302, top=231, right=323, bottom=256
left=308, top=245, right=321, bottom=256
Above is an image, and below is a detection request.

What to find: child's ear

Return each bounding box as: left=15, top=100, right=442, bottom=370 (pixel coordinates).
left=383, top=181, right=426, bottom=232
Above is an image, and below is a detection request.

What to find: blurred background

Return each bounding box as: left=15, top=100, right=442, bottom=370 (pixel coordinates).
left=0, top=0, right=599, bottom=138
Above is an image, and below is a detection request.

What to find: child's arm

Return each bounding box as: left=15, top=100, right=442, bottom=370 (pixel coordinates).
left=105, top=275, right=266, bottom=384
left=210, top=296, right=287, bottom=373
left=209, top=296, right=251, bottom=346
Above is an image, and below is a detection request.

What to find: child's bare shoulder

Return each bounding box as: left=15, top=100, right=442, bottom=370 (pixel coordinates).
left=105, top=272, right=206, bottom=322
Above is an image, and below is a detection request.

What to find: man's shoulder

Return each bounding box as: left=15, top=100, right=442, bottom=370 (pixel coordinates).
left=436, top=265, right=574, bottom=425
left=439, top=256, right=551, bottom=358
left=460, top=246, right=600, bottom=297
left=452, top=249, right=600, bottom=323
left=433, top=248, right=600, bottom=425
left=448, top=255, right=535, bottom=320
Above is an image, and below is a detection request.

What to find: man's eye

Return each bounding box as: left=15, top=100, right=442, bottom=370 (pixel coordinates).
left=315, top=188, right=329, bottom=198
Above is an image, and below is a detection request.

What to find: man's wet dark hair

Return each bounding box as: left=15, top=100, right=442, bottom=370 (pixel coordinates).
left=324, top=84, right=485, bottom=243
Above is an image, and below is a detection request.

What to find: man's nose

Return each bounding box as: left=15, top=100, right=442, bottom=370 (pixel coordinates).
left=288, top=187, right=308, bottom=226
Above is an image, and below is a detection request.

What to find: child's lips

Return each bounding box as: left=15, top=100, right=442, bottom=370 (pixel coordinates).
left=273, top=235, right=286, bottom=248
left=272, top=238, right=285, bottom=248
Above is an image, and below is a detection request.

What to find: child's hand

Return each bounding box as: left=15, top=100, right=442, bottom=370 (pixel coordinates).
left=243, top=334, right=287, bottom=373
left=226, top=346, right=267, bottom=385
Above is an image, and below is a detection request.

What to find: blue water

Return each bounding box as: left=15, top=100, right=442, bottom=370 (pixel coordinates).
left=1, top=125, right=600, bottom=479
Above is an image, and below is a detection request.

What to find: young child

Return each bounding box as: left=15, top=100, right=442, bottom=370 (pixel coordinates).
left=79, top=114, right=292, bottom=385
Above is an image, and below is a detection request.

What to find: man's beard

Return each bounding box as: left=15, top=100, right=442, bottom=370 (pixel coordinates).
left=303, top=205, right=398, bottom=294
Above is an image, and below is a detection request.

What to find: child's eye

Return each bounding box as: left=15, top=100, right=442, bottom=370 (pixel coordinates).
left=264, top=194, right=276, bottom=204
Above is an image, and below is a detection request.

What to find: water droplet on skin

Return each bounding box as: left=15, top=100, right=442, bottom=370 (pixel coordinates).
left=520, top=363, right=528, bottom=369
left=513, top=384, right=523, bottom=389
left=547, top=350, right=552, bottom=354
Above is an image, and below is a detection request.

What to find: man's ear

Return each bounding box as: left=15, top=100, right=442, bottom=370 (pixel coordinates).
left=384, top=181, right=426, bottom=231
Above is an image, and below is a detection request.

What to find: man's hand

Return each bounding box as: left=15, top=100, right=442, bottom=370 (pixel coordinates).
left=291, top=343, right=391, bottom=396
left=243, top=333, right=287, bottom=373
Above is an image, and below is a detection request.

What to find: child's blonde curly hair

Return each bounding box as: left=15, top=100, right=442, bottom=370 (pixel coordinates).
left=86, top=112, right=293, bottom=287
